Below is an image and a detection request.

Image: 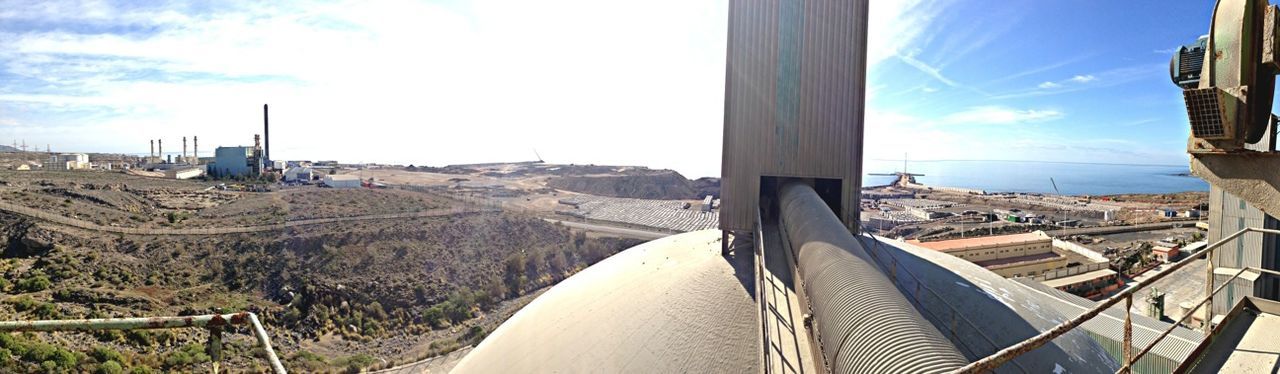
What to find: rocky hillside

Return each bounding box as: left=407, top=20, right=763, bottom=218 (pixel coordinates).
left=547, top=171, right=707, bottom=200
left=0, top=206, right=640, bottom=373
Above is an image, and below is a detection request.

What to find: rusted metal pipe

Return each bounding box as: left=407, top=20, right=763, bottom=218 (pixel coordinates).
left=1122, top=295, right=1132, bottom=374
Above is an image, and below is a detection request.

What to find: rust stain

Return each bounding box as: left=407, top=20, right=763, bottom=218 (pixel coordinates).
left=208, top=314, right=227, bottom=327
left=229, top=312, right=249, bottom=325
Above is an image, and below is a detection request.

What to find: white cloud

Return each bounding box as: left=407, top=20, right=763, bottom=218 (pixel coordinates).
left=1037, top=81, right=1060, bottom=89
left=0, top=118, right=18, bottom=127
left=921, top=86, right=939, bottom=93
left=1069, top=74, right=1097, bottom=83
left=868, top=0, right=952, bottom=69
left=0, top=0, right=732, bottom=177
left=942, top=106, right=1064, bottom=125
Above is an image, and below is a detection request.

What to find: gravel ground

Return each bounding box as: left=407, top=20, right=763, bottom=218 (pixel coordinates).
left=556, top=195, right=718, bottom=232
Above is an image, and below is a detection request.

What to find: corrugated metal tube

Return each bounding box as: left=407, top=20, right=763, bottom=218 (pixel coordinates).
left=780, top=181, right=967, bottom=373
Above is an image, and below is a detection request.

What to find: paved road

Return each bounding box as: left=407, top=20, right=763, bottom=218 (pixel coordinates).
left=0, top=201, right=494, bottom=236
left=1048, top=220, right=1204, bottom=237
left=542, top=219, right=670, bottom=241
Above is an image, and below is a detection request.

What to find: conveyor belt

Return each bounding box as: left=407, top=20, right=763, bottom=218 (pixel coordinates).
left=778, top=181, right=967, bottom=373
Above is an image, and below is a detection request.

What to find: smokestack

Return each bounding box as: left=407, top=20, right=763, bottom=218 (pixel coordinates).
left=263, top=104, right=270, bottom=169
left=150, top=140, right=154, bottom=158
left=182, top=137, right=187, bottom=163
left=158, top=139, right=163, bottom=163
left=193, top=136, right=198, bottom=165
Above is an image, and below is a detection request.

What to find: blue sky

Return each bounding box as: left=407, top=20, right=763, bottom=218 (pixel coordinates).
left=0, top=1, right=1229, bottom=178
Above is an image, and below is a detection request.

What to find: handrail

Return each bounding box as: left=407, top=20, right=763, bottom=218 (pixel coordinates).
left=952, top=226, right=1280, bottom=373
left=0, top=312, right=286, bottom=374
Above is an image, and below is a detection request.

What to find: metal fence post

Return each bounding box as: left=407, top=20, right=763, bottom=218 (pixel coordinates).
left=1122, top=294, right=1132, bottom=373
left=208, top=325, right=223, bottom=374
left=1206, top=247, right=1215, bottom=336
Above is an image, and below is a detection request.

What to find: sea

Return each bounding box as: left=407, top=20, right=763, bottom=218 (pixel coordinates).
left=862, top=160, right=1208, bottom=196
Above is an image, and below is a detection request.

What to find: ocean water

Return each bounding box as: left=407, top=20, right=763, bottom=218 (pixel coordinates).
left=862, top=160, right=1208, bottom=196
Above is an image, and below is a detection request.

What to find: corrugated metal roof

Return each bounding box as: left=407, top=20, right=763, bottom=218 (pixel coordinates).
left=912, top=231, right=1051, bottom=252
left=1012, top=278, right=1204, bottom=364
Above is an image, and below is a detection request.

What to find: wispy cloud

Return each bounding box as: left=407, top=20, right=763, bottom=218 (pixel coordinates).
left=990, top=63, right=1164, bottom=100
left=897, top=52, right=959, bottom=87
left=921, top=86, right=939, bottom=93
left=868, top=0, right=953, bottom=69
left=942, top=105, right=1064, bottom=125
left=1069, top=74, right=1096, bottom=83
left=982, top=54, right=1093, bottom=86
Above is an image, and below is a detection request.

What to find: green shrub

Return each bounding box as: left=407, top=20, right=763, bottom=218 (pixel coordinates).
left=34, top=303, right=59, bottom=319
left=129, top=365, right=156, bottom=374
left=40, top=360, right=56, bottom=373
left=90, top=346, right=124, bottom=365
left=23, top=342, right=55, bottom=362
left=9, top=296, right=36, bottom=312
left=423, top=305, right=445, bottom=328
left=0, top=347, right=11, bottom=364
left=18, top=274, right=51, bottom=292
left=51, top=348, right=76, bottom=368
left=125, top=330, right=153, bottom=347
left=96, top=360, right=124, bottom=374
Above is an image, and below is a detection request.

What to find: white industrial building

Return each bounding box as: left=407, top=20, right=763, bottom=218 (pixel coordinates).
left=165, top=167, right=205, bottom=180
left=284, top=167, right=314, bottom=182
left=323, top=174, right=361, bottom=188
left=47, top=153, right=89, bottom=170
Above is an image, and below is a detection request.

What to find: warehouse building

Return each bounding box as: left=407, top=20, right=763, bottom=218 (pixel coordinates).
left=323, top=174, right=361, bottom=188
left=165, top=167, right=205, bottom=180
left=910, top=231, right=1069, bottom=278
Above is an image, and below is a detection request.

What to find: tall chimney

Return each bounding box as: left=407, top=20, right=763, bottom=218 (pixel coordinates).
left=193, top=136, right=198, bottom=165
left=263, top=104, right=270, bottom=169
left=158, top=139, right=163, bottom=163
left=150, top=140, right=155, bottom=159
left=182, top=136, right=187, bottom=163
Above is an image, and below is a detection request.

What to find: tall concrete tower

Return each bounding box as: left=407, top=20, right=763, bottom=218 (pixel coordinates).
left=150, top=140, right=155, bottom=159
left=193, top=136, right=198, bottom=165
left=158, top=139, right=163, bottom=163
left=182, top=137, right=187, bottom=163
left=720, top=0, right=869, bottom=235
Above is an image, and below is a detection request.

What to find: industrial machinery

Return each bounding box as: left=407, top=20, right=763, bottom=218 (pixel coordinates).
left=1174, top=0, right=1280, bottom=214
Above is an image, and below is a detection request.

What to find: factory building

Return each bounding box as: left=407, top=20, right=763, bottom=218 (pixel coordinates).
left=323, top=174, right=361, bottom=188
left=284, top=166, right=313, bottom=182
left=910, top=231, right=1069, bottom=278
left=206, top=144, right=263, bottom=178
left=718, top=0, right=867, bottom=234
left=47, top=153, right=89, bottom=170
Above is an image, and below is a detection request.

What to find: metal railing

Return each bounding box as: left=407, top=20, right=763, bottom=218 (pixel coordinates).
left=0, top=312, right=286, bottom=374
left=952, top=227, right=1280, bottom=374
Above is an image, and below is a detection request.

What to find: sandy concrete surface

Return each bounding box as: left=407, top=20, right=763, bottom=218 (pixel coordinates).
left=452, top=229, right=760, bottom=373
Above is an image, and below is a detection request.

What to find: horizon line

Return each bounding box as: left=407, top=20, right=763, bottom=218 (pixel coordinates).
left=866, top=158, right=1188, bottom=168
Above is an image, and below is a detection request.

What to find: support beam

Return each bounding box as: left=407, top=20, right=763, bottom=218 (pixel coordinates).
left=1190, top=153, right=1280, bottom=216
